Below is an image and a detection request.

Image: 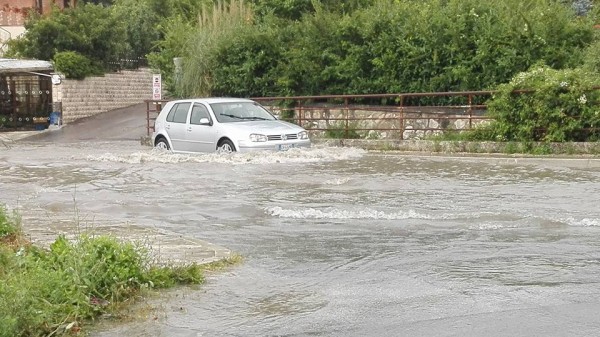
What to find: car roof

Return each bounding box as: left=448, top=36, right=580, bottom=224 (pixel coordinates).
left=171, top=97, right=254, bottom=104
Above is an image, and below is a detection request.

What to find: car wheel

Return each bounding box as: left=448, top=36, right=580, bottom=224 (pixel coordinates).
left=217, top=139, right=236, bottom=153
left=155, top=137, right=170, bottom=151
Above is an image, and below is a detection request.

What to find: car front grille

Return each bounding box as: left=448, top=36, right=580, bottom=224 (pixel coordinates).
left=267, top=133, right=298, bottom=141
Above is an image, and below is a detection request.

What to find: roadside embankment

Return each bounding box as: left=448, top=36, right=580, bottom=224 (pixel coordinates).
left=312, top=139, right=600, bottom=156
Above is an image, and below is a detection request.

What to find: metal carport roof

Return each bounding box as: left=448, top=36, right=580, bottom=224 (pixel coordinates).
left=0, top=58, right=53, bottom=74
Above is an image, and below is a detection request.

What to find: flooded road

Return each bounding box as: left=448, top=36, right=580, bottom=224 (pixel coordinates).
left=1, top=139, right=600, bottom=337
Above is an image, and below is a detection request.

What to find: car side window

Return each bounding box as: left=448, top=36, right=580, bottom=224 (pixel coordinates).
left=166, top=103, right=191, bottom=123
left=190, top=103, right=210, bottom=125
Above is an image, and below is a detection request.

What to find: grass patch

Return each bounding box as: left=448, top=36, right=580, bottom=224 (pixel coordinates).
left=0, top=206, right=240, bottom=337
left=426, top=131, right=600, bottom=155
left=325, top=122, right=361, bottom=139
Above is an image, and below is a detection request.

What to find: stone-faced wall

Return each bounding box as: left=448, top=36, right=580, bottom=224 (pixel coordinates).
left=266, top=105, right=491, bottom=140
left=53, top=68, right=157, bottom=124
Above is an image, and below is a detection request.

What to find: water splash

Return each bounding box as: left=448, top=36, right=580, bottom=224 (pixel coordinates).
left=566, top=217, right=600, bottom=227
left=86, top=146, right=366, bottom=165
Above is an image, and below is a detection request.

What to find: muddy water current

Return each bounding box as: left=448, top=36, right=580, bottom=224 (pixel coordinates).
left=1, top=141, right=600, bottom=336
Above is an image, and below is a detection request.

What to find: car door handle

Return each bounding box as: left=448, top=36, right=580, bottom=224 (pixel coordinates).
left=187, top=127, right=192, bottom=132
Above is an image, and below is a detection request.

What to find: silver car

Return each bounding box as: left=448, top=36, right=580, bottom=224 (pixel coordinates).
left=152, top=98, right=311, bottom=153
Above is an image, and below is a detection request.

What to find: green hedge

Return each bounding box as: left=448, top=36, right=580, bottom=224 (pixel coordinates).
left=163, top=0, right=596, bottom=98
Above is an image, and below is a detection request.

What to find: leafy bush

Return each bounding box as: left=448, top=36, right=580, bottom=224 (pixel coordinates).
left=486, top=66, right=600, bottom=142
left=53, top=51, right=98, bottom=79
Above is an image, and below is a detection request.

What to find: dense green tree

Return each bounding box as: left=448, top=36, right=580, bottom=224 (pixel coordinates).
left=6, top=3, right=127, bottom=69
left=111, top=0, right=162, bottom=58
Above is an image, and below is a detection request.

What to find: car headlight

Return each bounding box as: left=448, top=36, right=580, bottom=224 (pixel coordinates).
left=298, top=131, right=309, bottom=140
left=249, top=133, right=268, bottom=142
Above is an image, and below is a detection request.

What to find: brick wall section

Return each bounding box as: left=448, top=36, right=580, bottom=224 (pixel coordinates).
left=0, top=0, right=74, bottom=25
left=0, top=10, right=26, bottom=25
left=56, top=68, right=156, bottom=124
left=0, top=0, right=32, bottom=25
left=0, top=0, right=71, bottom=12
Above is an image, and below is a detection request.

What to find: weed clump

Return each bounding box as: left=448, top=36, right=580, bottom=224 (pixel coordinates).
left=0, top=206, right=233, bottom=337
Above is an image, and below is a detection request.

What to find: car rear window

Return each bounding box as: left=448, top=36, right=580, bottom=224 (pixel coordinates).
left=166, top=103, right=191, bottom=123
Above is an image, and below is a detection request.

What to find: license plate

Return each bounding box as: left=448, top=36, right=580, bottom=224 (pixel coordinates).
left=278, top=144, right=294, bottom=151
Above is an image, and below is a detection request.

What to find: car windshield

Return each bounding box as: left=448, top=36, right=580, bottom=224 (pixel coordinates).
left=210, top=102, right=277, bottom=123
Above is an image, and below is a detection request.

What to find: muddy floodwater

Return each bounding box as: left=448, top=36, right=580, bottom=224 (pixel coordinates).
left=1, top=140, right=600, bottom=337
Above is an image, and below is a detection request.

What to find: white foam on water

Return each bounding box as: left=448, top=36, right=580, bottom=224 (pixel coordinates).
left=565, top=217, right=600, bottom=227
left=468, top=223, right=509, bottom=231
left=265, top=207, right=530, bottom=225
left=526, top=215, right=600, bottom=228
left=86, top=146, right=366, bottom=165
left=322, top=177, right=351, bottom=185
left=265, top=206, right=432, bottom=220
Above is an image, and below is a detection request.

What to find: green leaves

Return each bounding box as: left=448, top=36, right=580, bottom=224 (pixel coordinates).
left=53, top=51, right=97, bottom=79
left=487, top=66, right=600, bottom=142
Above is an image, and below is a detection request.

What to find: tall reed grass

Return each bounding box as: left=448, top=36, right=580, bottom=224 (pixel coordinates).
left=179, top=0, right=254, bottom=97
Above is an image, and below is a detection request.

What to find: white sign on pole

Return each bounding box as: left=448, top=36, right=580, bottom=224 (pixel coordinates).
left=152, top=74, right=162, bottom=100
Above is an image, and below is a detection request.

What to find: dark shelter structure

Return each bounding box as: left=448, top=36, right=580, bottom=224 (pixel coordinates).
left=0, top=58, right=55, bottom=130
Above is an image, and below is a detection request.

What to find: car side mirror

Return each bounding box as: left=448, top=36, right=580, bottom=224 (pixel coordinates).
left=199, top=118, right=212, bottom=126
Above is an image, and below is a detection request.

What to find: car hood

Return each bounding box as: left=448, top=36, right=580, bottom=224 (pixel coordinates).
left=220, top=120, right=304, bottom=134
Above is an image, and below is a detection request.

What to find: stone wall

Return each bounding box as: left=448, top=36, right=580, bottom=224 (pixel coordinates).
left=266, top=105, right=490, bottom=140
left=53, top=68, right=157, bottom=124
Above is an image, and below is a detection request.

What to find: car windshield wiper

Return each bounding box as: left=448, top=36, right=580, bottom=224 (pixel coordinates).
left=220, top=113, right=245, bottom=119
left=221, top=114, right=271, bottom=121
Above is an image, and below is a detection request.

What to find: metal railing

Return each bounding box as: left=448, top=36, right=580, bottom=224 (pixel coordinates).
left=145, top=99, right=169, bottom=136
left=252, top=91, right=494, bottom=139
left=106, top=56, right=149, bottom=72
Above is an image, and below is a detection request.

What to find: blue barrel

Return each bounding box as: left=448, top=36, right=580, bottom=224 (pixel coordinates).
left=49, top=112, right=60, bottom=125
